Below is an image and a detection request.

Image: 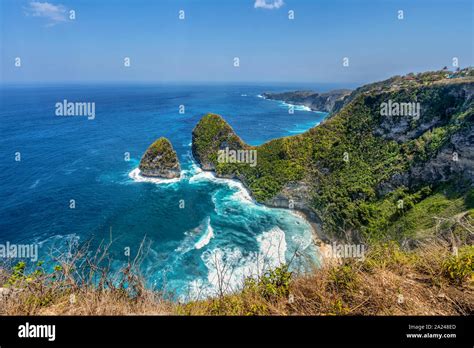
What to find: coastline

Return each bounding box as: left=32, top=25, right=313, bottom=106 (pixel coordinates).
left=195, top=166, right=331, bottom=263
left=289, top=210, right=328, bottom=243
left=260, top=89, right=352, bottom=114
left=288, top=209, right=330, bottom=264
left=130, top=163, right=323, bottom=251
left=260, top=94, right=318, bottom=112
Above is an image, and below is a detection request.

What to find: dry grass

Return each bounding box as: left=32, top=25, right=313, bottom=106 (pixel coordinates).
left=178, top=241, right=473, bottom=315
left=0, top=239, right=472, bottom=316
left=0, top=285, right=172, bottom=316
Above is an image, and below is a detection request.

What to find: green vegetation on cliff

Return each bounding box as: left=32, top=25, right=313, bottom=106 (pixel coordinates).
left=192, top=69, right=474, bottom=242
left=139, top=137, right=181, bottom=178
left=191, top=113, right=248, bottom=170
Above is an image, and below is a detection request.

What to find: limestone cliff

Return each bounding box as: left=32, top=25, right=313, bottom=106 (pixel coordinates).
left=191, top=113, right=248, bottom=171
left=192, top=68, right=474, bottom=242
left=139, top=137, right=181, bottom=179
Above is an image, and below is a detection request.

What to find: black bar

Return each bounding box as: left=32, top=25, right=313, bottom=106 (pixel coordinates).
left=0, top=315, right=470, bottom=346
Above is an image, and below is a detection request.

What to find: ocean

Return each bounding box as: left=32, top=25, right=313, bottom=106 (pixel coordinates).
left=0, top=83, right=339, bottom=299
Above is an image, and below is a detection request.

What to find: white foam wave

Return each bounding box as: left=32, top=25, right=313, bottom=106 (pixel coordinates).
left=189, top=171, right=253, bottom=203
left=256, top=227, right=287, bottom=266
left=194, top=218, right=214, bottom=250
left=178, top=154, right=203, bottom=179
left=128, top=168, right=181, bottom=184
left=35, top=233, right=80, bottom=248
left=188, top=161, right=203, bottom=175
left=280, top=101, right=313, bottom=112
left=230, top=188, right=253, bottom=204
left=187, top=227, right=287, bottom=300
left=174, top=217, right=214, bottom=254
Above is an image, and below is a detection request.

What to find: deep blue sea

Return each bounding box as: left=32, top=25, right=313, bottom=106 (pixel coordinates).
left=0, top=83, right=342, bottom=299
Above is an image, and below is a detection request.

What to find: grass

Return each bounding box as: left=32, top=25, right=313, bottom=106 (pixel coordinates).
left=382, top=182, right=473, bottom=241
left=1, top=237, right=472, bottom=316
left=178, top=241, right=473, bottom=316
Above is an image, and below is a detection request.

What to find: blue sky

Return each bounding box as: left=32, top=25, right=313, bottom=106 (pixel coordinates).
left=0, top=0, right=472, bottom=83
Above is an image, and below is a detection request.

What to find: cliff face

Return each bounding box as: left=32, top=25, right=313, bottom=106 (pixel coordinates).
left=262, top=89, right=351, bottom=113
left=191, top=113, right=248, bottom=171
left=193, top=69, right=474, bottom=242
left=377, top=126, right=474, bottom=196
left=371, top=81, right=474, bottom=194
left=139, top=137, right=181, bottom=179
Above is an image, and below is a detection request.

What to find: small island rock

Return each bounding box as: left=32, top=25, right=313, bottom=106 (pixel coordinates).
left=139, top=137, right=181, bottom=178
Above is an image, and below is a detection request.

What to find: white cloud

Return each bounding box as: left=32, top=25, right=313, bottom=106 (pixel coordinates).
left=24, top=1, right=68, bottom=26
left=254, top=0, right=285, bottom=10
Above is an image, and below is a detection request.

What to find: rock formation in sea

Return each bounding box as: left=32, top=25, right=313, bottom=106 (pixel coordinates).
left=139, top=137, right=181, bottom=179
left=191, top=113, right=249, bottom=171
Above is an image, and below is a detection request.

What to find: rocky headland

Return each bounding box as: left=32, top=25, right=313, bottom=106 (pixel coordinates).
left=193, top=68, right=474, bottom=244
left=262, top=89, right=352, bottom=113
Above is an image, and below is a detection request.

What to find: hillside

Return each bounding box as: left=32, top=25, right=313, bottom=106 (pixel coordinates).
left=193, top=68, right=474, bottom=243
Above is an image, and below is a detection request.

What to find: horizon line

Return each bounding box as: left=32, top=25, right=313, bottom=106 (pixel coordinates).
left=0, top=80, right=363, bottom=86
left=2, top=66, right=470, bottom=87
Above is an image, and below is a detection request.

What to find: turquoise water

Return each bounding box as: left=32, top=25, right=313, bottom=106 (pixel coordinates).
left=0, top=83, right=336, bottom=299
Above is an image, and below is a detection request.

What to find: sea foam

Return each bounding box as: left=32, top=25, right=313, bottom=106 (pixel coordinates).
left=130, top=161, right=316, bottom=300
left=194, top=218, right=214, bottom=250
left=128, top=168, right=181, bottom=184
left=187, top=226, right=287, bottom=300
left=280, top=101, right=313, bottom=112
left=189, top=171, right=253, bottom=203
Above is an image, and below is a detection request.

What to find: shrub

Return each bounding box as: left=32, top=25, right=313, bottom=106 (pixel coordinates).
left=244, top=265, right=292, bottom=301
left=328, top=264, right=358, bottom=292
left=442, top=245, right=474, bottom=285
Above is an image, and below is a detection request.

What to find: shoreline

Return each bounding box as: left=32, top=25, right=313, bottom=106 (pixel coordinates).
left=288, top=209, right=331, bottom=264
left=260, top=94, right=319, bottom=112
left=130, top=158, right=331, bottom=264
left=197, top=167, right=331, bottom=262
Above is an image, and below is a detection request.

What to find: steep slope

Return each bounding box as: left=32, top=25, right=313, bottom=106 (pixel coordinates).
left=191, top=113, right=249, bottom=171
left=192, top=69, right=474, bottom=242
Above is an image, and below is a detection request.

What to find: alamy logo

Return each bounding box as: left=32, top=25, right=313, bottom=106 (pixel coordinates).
left=380, top=99, right=420, bottom=119
left=55, top=99, right=96, bottom=120
left=217, top=147, right=257, bottom=167
left=324, top=243, right=366, bottom=261
left=0, top=242, right=38, bottom=262
left=18, top=322, right=56, bottom=341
